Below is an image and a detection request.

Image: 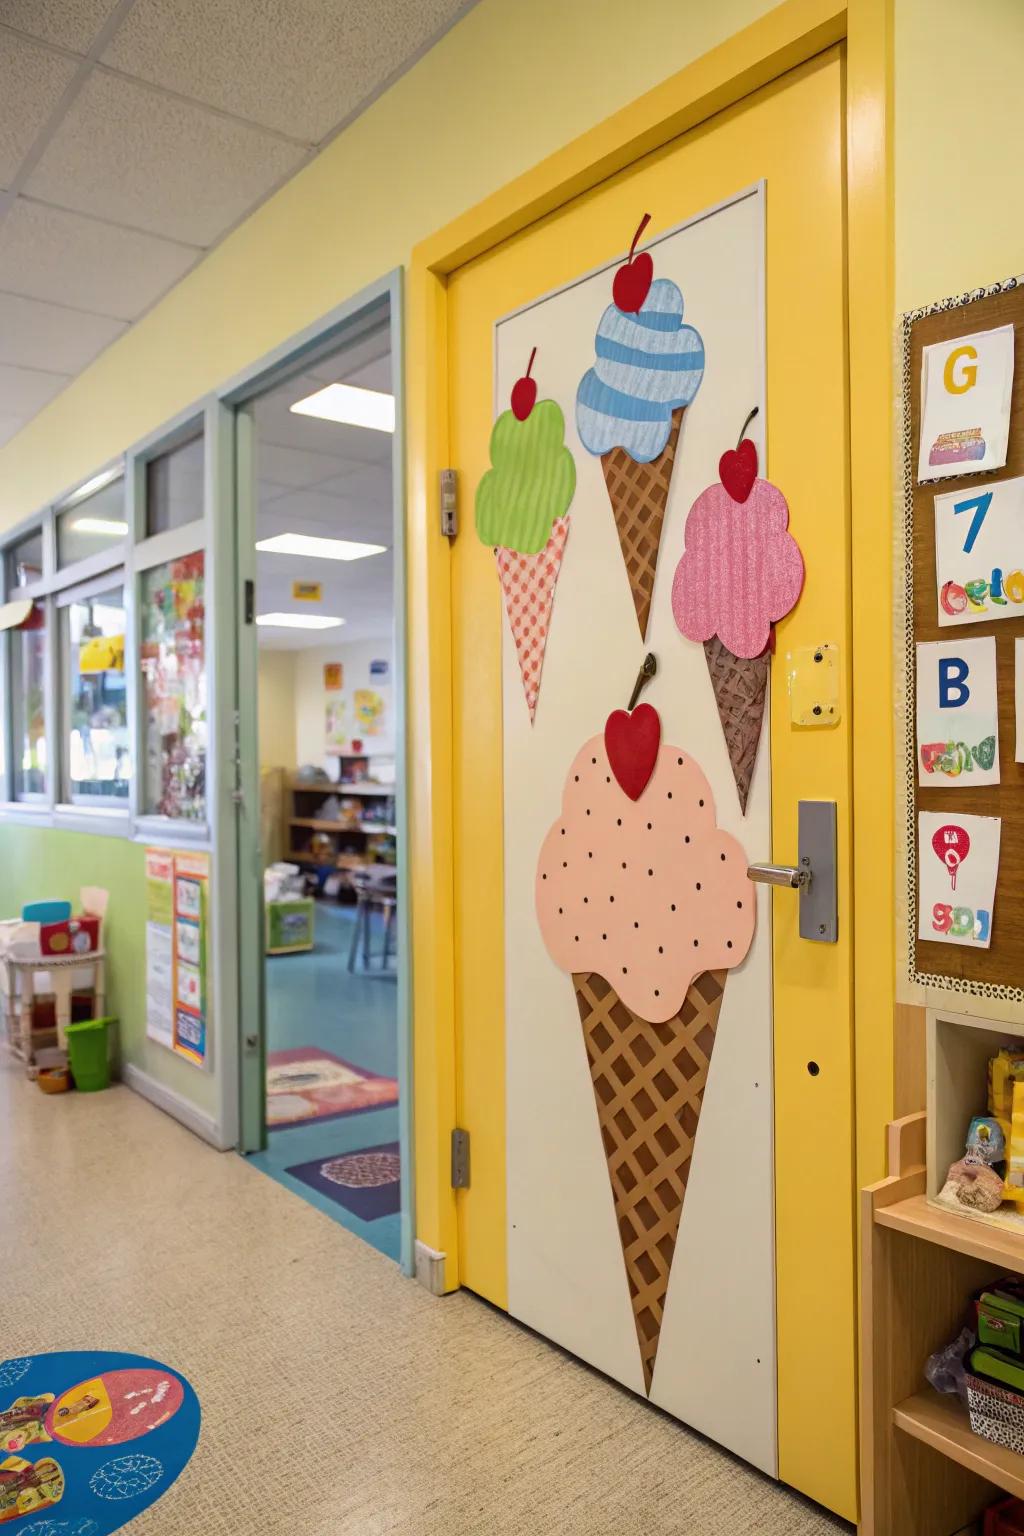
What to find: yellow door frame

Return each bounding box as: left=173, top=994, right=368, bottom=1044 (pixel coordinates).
left=407, top=0, right=893, bottom=1501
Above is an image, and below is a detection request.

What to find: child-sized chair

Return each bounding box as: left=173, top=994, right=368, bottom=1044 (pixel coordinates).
left=347, top=869, right=398, bottom=973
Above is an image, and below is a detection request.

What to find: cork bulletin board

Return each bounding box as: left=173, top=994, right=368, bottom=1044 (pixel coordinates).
left=902, top=276, right=1024, bottom=1002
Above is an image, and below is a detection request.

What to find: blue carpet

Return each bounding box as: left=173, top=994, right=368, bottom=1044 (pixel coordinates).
left=248, top=903, right=401, bottom=1261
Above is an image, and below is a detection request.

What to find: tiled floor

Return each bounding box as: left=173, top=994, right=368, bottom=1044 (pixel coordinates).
left=249, top=901, right=401, bottom=1260
left=3, top=1054, right=851, bottom=1535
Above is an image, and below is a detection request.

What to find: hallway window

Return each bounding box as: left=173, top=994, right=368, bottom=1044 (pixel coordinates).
left=140, top=552, right=206, bottom=821
left=57, top=476, right=127, bottom=569
left=11, top=605, right=47, bottom=799
left=61, top=583, right=130, bottom=804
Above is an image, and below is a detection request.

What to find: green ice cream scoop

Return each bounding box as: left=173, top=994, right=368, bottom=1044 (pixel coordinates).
left=475, top=399, right=576, bottom=554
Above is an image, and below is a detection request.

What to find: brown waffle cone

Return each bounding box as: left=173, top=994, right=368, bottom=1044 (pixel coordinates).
left=573, top=967, right=726, bottom=1395
left=703, top=635, right=769, bottom=816
left=601, top=404, right=685, bottom=640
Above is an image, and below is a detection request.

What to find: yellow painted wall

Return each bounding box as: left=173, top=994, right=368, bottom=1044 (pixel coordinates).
left=895, top=0, right=1024, bottom=312
left=257, top=649, right=298, bottom=771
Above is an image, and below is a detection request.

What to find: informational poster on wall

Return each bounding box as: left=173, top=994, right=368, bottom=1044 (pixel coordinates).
left=144, top=846, right=210, bottom=1068
left=918, top=324, right=1014, bottom=481
left=145, top=848, right=175, bottom=1051
left=934, top=474, right=1024, bottom=626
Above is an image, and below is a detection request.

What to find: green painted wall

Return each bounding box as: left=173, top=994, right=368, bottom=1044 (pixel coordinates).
left=3, top=826, right=216, bottom=1115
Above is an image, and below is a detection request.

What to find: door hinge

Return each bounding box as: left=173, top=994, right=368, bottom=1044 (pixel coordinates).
left=440, top=468, right=458, bottom=539
left=451, top=1127, right=470, bottom=1189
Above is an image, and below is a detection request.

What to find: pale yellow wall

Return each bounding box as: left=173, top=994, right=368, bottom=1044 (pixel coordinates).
left=895, top=0, right=1024, bottom=311
left=0, top=0, right=779, bottom=527
left=257, top=648, right=298, bottom=770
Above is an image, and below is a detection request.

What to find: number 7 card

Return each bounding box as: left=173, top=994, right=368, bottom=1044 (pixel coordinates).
left=934, top=474, right=1024, bottom=626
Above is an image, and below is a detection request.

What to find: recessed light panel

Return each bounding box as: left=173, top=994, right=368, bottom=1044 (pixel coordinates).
left=290, top=383, right=395, bottom=433
left=255, top=612, right=345, bottom=630
left=255, top=532, right=386, bottom=561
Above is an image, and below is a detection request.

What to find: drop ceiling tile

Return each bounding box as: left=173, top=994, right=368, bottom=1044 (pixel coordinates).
left=0, top=199, right=200, bottom=319
left=0, top=362, right=70, bottom=417
left=103, top=0, right=475, bottom=143
left=0, top=291, right=126, bottom=373
left=1, top=0, right=119, bottom=54
left=0, top=31, right=78, bottom=189
left=257, top=443, right=354, bottom=489
left=25, top=69, right=307, bottom=245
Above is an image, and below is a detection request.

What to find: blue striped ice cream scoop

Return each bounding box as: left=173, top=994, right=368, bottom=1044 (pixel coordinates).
left=576, top=279, right=705, bottom=463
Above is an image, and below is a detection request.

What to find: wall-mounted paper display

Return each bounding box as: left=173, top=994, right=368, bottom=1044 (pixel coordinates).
left=575, top=214, right=705, bottom=640
left=918, top=324, right=1014, bottom=481
left=915, top=636, right=999, bottom=785
left=918, top=810, right=1000, bottom=949
left=535, top=708, right=754, bottom=1394
left=935, top=474, right=1024, bottom=626
left=476, top=347, right=576, bottom=722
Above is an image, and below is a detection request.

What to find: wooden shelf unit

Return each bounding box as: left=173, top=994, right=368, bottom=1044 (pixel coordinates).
left=862, top=1113, right=1024, bottom=1534
left=286, top=764, right=396, bottom=878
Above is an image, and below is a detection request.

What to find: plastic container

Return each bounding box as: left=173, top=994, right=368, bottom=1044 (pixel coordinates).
left=38, top=1066, right=71, bottom=1094
left=22, top=899, right=71, bottom=924
left=65, top=1016, right=113, bottom=1092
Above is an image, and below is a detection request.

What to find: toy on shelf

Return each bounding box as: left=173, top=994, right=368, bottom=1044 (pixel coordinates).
left=940, top=1047, right=1024, bottom=1217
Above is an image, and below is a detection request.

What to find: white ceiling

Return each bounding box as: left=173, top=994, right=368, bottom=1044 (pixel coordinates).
left=254, top=325, right=394, bottom=650
left=0, top=0, right=478, bottom=449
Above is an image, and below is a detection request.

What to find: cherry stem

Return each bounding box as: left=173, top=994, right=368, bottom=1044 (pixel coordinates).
left=627, top=652, right=657, bottom=711
left=736, top=404, right=759, bottom=450
left=525, top=346, right=537, bottom=380
left=629, top=213, right=652, bottom=262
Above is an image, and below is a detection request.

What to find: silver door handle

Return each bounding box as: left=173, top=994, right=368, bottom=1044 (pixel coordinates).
left=747, top=862, right=809, bottom=889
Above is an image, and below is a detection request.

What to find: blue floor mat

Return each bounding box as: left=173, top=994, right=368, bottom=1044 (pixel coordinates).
left=248, top=902, right=401, bottom=1261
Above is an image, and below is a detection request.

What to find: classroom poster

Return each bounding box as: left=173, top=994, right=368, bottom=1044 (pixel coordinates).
left=145, top=847, right=210, bottom=1067
left=916, top=636, right=999, bottom=786
left=918, top=324, right=1014, bottom=481
left=935, top=474, right=1024, bottom=627
left=917, top=811, right=1001, bottom=949
left=145, top=849, right=174, bottom=1050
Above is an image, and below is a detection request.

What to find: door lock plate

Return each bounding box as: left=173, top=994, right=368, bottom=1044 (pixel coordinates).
left=798, top=799, right=838, bottom=943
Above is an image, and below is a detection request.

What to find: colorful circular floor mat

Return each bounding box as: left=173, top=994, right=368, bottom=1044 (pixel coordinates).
left=0, top=1351, right=199, bottom=1531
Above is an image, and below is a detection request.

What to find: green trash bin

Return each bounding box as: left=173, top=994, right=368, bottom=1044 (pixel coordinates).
left=66, top=1016, right=113, bottom=1092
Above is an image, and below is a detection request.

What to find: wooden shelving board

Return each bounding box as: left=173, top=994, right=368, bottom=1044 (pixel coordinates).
left=289, top=780, right=392, bottom=796
left=894, top=1392, right=1024, bottom=1500
left=876, top=1193, right=1024, bottom=1274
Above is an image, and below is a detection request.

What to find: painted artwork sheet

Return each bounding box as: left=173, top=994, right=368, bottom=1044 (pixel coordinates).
left=918, top=325, right=1014, bottom=482
left=935, top=475, right=1024, bottom=627
left=497, top=186, right=775, bottom=1474
left=917, top=810, right=1001, bottom=949
left=915, top=636, right=999, bottom=786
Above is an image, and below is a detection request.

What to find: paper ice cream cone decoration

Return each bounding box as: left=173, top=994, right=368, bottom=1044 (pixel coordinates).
left=576, top=215, right=705, bottom=639
left=535, top=691, right=754, bottom=1394
left=476, top=348, right=576, bottom=721
left=672, top=423, right=804, bottom=812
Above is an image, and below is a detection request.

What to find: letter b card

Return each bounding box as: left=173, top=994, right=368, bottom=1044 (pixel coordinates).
left=916, top=636, right=1000, bottom=786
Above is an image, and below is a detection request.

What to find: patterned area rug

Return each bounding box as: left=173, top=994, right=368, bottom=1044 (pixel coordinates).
left=266, top=1048, right=398, bottom=1129
left=285, top=1143, right=401, bottom=1220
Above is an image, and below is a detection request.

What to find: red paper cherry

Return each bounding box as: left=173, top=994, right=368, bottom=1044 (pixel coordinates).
left=612, top=214, right=654, bottom=315
left=605, top=702, right=661, bottom=801
left=719, top=438, right=758, bottom=503
left=511, top=346, right=538, bottom=421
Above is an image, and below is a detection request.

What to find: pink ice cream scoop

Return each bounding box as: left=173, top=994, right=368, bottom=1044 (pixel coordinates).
left=535, top=733, right=754, bottom=1023
left=671, top=476, right=804, bottom=659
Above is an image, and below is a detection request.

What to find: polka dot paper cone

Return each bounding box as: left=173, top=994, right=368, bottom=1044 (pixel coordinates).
left=574, top=967, right=726, bottom=1395
left=495, top=514, right=570, bottom=723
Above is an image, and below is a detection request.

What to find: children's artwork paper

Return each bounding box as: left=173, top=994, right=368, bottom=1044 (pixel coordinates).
left=935, top=474, right=1024, bottom=627
left=917, top=810, right=1001, bottom=949
left=1016, top=638, right=1024, bottom=762
left=918, top=324, right=1014, bottom=482
left=916, top=636, right=999, bottom=786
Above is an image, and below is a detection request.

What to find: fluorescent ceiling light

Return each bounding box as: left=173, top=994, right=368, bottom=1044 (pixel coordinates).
left=290, top=383, right=395, bottom=433
left=255, top=612, right=345, bottom=630
left=71, top=517, right=128, bottom=536
left=255, top=532, right=385, bottom=561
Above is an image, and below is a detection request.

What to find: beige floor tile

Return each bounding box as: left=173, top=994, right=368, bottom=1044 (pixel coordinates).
left=1, top=1055, right=850, bottom=1534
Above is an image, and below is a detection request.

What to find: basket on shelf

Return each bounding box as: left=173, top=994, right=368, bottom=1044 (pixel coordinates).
left=966, top=1370, right=1024, bottom=1454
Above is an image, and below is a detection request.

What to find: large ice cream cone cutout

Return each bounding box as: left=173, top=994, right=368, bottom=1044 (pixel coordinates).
left=536, top=667, right=754, bottom=1394
left=672, top=416, right=804, bottom=812
left=476, top=348, right=576, bottom=721
left=576, top=215, right=705, bottom=639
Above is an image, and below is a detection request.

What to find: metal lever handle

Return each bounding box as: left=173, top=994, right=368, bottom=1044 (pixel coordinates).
left=746, top=862, right=809, bottom=890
